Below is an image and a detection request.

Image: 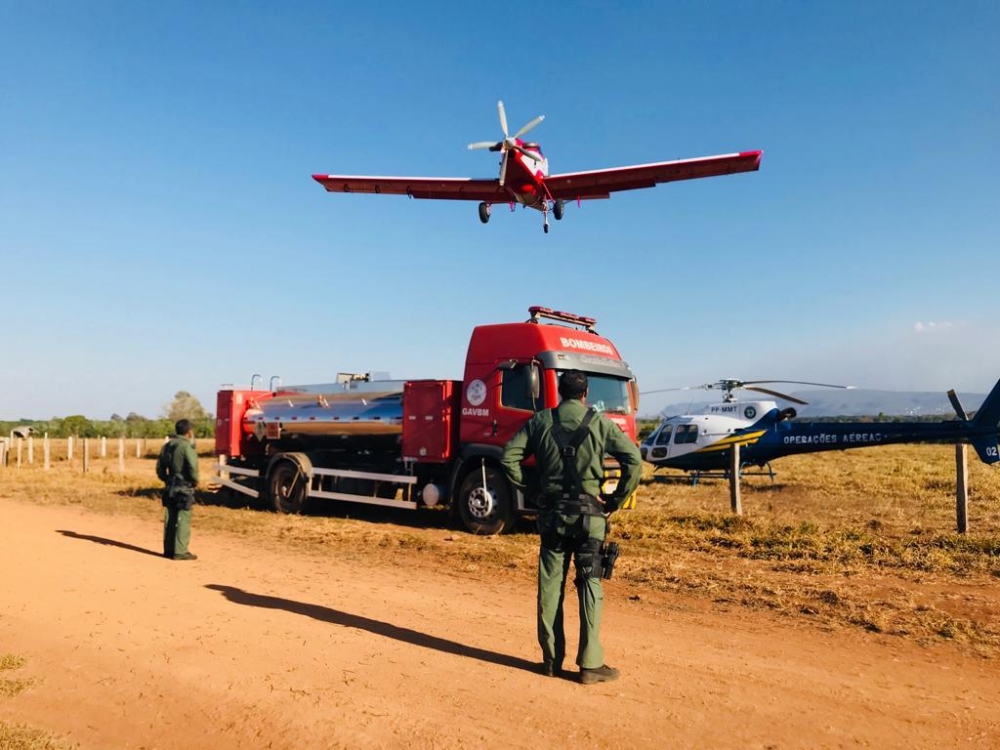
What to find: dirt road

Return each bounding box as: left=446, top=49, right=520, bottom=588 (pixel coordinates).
left=1, top=497, right=997, bottom=749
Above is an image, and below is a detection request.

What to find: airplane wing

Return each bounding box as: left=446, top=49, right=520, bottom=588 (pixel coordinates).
left=544, top=150, right=762, bottom=200
left=312, top=174, right=508, bottom=203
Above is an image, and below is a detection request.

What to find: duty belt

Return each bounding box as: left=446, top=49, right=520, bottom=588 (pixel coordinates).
left=548, top=492, right=605, bottom=516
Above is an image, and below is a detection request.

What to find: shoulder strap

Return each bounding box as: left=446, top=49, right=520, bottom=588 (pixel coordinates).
left=553, top=408, right=595, bottom=450
left=552, top=408, right=595, bottom=495
left=162, top=439, right=180, bottom=476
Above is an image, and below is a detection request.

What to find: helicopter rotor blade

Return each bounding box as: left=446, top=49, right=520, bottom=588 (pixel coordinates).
left=642, top=378, right=852, bottom=401
left=499, top=152, right=508, bottom=187
left=743, top=379, right=855, bottom=390
left=745, top=386, right=808, bottom=405
left=639, top=386, right=693, bottom=395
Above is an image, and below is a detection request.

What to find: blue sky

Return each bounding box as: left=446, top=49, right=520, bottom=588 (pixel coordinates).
left=1, top=2, right=997, bottom=419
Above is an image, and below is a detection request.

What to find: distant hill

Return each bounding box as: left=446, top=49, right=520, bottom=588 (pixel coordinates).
left=647, top=389, right=988, bottom=420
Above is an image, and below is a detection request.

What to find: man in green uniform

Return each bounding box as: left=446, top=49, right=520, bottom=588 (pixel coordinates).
left=156, top=419, right=199, bottom=560
left=501, top=370, right=642, bottom=684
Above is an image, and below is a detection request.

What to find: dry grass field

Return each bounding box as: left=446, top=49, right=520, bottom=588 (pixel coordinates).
left=3, top=437, right=999, bottom=658
left=625, top=445, right=1000, bottom=653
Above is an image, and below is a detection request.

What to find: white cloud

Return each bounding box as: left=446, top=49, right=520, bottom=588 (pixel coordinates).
left=914, top=320, right=956, bottom=333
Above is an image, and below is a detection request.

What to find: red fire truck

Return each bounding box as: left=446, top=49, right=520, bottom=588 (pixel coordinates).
left=214, top=306, right=639, bottom=534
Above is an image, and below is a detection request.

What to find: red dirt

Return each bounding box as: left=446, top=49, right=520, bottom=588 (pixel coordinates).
left=1, top=497, right=998, bottom=749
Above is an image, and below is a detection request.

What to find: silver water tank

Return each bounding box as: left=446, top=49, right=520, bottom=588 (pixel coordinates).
left=243, top=381, right=405, bottom=440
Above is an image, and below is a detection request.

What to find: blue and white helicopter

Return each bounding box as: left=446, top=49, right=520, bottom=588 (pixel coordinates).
left=640, top=378, right=1000, bottom=474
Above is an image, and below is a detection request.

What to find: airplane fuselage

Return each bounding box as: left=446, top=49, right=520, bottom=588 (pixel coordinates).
left=500, top=140, right=551, bottom=210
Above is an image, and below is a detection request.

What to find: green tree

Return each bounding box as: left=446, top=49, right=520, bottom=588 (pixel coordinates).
left=124, top=412, right=149, bottom=438
left=162, top=391, right=208, bottom=423
left=61, top=415, right=96, bottom=438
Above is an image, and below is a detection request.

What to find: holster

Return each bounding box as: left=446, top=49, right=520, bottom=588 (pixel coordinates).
left=164, top=479, right=195, bottom=510
left=599, top=541, right=620, bottom=580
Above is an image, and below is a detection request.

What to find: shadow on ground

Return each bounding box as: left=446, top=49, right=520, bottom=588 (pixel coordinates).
left=116, top=486, right=538, bottom=536
left=57, top=529, right=162, bottom=558
left=205, top=584, right=546, bottom=676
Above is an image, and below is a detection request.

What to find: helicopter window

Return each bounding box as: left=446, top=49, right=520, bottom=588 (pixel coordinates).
left=654, top=425, right=673, bottom=446
left=501, top=364, right=543, bottom=412
left=674, top=424, right=699, bottom=444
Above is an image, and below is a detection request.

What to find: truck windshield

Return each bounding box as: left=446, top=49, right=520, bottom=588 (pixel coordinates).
left=561, top=372, right=631, bottom=415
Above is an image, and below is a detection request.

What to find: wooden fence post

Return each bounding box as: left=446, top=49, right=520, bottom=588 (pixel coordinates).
left=44, top=434, right=51, bottom=470
left=27, top=436, right=34, bottom=465
left=956, top=443, right=969, bottom=534
left=16, top=438, right=23, bottom=469
left=118, top=438, right=125, bottom=473
left=100, top=436, right=107, bottom=458
left=729, top=443, right=742, bottom=516
left=83, top=438, right=90, bottom=474
left=0, top=439, right=7, bottom=467
left=67, top=435, right=74, bottom=461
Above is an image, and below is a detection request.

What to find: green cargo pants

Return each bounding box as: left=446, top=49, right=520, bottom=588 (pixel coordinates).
left=163, top=505, right=192, bottom=558
left=537, top=513, right=607, bottom=670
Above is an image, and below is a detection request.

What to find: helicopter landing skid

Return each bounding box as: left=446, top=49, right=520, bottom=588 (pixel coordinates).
left=685, top=463, right=776, bottom=486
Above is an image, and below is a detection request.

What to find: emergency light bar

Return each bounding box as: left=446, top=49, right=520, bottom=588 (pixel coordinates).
left=527, top=306, right=597, bottom=332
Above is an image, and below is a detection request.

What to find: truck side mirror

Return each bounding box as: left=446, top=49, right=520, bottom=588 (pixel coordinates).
left=527, top=364, right=540, bottom=401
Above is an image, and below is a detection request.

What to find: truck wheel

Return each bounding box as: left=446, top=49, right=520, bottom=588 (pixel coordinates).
left=268, top=459, right=308, bottom=514
left=456, top=465, right=515, bottom=535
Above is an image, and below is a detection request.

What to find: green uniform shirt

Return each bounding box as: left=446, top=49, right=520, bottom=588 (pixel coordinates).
left=500, top=398, right=641, bottom=506
left=156, top=435, right=199, bottom=486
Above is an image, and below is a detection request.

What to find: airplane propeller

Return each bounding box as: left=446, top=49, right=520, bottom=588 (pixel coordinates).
left=468, top=100, right=546, bottom=185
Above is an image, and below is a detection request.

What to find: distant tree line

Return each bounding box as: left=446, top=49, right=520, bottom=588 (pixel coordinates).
left=1, top=391, right=214, bottom=439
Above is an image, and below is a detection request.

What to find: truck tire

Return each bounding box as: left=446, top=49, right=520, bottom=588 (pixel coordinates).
left=456, top=465, right=515, bottom=535
left=267, top=458, right=309, bottom=514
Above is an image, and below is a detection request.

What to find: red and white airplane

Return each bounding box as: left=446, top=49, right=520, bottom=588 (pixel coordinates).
left=313, top=101, right=763, bottom=233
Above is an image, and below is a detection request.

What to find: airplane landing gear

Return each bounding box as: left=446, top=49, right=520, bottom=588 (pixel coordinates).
left=553, top=199, right=564, bottom=221
left=542, top=204, right=550, bottom=234
left=478, top=202, right=490, bottom=224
